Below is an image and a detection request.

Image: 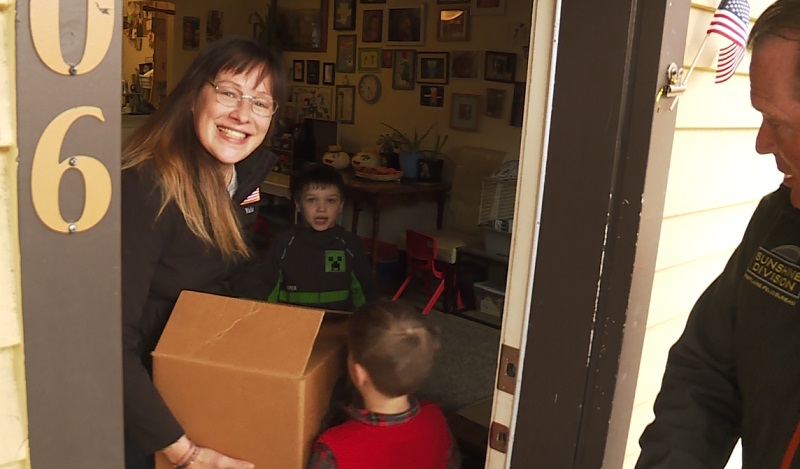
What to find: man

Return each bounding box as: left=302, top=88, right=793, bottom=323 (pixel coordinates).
left=636, top=1, right=800, bottom=467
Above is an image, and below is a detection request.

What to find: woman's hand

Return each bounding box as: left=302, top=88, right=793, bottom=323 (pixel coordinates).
left=164, top=435, right=254, bottom=468
left=192, top=446, right=255, bottom=469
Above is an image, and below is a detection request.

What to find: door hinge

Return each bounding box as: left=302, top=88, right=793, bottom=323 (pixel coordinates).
left=489, top=422, right=510, bottom=453
left=496, top=344, right=520, bottom=394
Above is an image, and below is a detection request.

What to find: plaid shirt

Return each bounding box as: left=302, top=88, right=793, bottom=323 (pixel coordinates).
left=307, top=397, right=460, bottom=469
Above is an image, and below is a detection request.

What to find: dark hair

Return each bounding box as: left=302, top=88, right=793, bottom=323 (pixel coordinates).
left=122, top=36, right=286, bottom=259
left=291, top=163, right=346, bottom=203
left=748, top=0, right=800, bottom=98
left=348, top=300, right=440, bottom=397
left=748, top=0, right=800, bottom=50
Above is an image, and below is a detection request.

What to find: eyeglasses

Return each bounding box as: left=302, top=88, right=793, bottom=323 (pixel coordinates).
left=207, top=81, right=278, bottom=118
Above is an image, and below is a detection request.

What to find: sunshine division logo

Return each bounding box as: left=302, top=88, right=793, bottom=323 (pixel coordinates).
left=744, top=246, right=800, bottom=306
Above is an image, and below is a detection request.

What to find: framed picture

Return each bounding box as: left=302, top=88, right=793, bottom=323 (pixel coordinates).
left=181, top=16, right=200, bottom=50
left=450, top=93, right=481, bottom=131
left=420, top=85, right=445, bottom=107
left=336, top=85, right=356, bottom=124
left=206, top=10, right=224, bottom=43
left=510, top=82, right=526, bottom=127
left=438, top=0, right=469, bottom=3
left=358, top=48, right=382, bottom=72
left=336, top=34, right=357, bottom=72
left=387, top=6, right=425, bottom=45
left=292, top=86, right=334, bottom=121
left=485, top=87, right=506, bottom=118
left=471, top=0, right=505, bottom=15
left=417, top=51, right=449, bottom=85
left=451, top=50, right=480, bottom=78
left=278, top=0, right=329, bottom=52
left=333, top=0, right=357, bottom=30
left=293, top=60, right=305, bottom=82
left=392, top=50, right=416, bottom=90
left=323, top=62, right=336, bottom=85
left=360, top=0, right=386, bottom=3
left=437, top=9, right=469, bottom=41
left=381, top=49, right=393, bottom=68
left=484, top=51, right=516, bottom=83
left=306, top=60, right=320, bottom=84
left=362, top=10, right=384, bottom=42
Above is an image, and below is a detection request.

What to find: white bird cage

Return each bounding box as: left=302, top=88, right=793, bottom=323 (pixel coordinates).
left=478, top=176, right=516, bottom=233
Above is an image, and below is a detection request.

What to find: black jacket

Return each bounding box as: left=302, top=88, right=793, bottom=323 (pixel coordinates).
left=122, top=148, right=276, bottom=453
left=263, top=223, right=377, bottom=311
left=638, top=185, right=800, bottom=468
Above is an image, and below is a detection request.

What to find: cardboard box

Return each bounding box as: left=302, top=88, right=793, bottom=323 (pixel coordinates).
left=152, top=291, right=348, bottom=469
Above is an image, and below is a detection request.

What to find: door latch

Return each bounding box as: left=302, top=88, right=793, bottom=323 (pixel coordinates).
left=656, top=62, right=685, bottom=111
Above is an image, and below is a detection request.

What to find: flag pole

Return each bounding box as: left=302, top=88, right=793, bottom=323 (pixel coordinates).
left=681, top=34, right=711, bottom=86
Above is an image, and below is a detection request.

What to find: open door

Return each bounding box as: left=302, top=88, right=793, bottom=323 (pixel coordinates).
left=483, top=0, right=692, bottom=467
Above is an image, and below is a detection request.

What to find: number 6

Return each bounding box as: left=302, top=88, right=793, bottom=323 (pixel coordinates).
left=32, top=107, right=111, bottom=233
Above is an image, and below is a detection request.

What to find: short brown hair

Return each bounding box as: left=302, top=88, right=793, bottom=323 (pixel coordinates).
left=348, top=300, right=440, bottom=397
left=748, top=0, right=800, bottom=99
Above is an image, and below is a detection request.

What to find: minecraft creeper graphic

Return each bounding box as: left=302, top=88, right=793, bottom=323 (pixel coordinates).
left=325, top=250, right=346, bottom=272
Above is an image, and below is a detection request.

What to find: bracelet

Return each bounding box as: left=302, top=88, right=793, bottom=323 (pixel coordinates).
left=175, top=443, right=200, bottom=469
left=170, top=441, right=195, bottom=467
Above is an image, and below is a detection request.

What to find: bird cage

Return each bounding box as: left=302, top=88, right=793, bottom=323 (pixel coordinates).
left=478, top=176, right=516, bottom=234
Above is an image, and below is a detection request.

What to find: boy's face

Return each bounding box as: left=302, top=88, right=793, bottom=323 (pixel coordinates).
left=296, top=184, right=343, bottom=231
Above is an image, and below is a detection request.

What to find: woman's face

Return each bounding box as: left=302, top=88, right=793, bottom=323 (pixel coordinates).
left=194, top=68, right=274, bottom=167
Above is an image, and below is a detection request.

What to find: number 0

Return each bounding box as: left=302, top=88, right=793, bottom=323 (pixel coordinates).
left=31, top=107, right=112, bottom=233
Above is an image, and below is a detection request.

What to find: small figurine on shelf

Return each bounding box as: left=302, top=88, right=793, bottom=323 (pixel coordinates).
left=322, top=145, right=350, bottom=170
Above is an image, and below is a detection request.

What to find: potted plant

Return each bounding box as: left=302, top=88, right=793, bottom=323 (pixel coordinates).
left=418, top=133, right=448, bottom=183
left=380, top=122, right=434, bottom=179
left=376, top=132, right=400, bottom=170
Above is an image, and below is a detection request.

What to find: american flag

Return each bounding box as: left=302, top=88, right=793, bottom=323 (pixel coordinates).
left=706, top=0, right=750, bottom=83
left=241, top=187, right=260, bottom=205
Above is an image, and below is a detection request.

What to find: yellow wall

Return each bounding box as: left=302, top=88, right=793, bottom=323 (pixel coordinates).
left=0, top=0, right=30, bottom=467
left=622, top=1, right=782, bottom=467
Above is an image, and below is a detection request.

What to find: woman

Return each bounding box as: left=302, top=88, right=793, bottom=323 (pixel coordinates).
left=121, top=36, right=285, bottom=468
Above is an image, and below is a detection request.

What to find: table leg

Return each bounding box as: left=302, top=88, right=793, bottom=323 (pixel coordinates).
left=437, top=194, right=445, bottom=230
left=351, top=202, right=360, bottom=233
left=370, top=207, right=381, bottom=272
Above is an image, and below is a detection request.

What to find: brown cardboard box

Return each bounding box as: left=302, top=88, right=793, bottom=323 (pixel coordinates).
left=152, top=291, right=348, bottom=469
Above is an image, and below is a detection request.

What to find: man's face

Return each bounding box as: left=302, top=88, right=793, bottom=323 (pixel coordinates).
left=751, top=36, right=800, bottom=209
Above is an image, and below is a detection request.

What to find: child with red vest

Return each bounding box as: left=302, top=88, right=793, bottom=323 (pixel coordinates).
left=307, top=300, right=460, bottom=469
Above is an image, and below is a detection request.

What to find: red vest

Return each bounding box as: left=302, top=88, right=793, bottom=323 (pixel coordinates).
left=318, top=400, right=452, bottom=469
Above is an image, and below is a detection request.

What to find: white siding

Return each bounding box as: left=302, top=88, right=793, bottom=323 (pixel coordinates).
left=622, top=1, right=782, bottom=467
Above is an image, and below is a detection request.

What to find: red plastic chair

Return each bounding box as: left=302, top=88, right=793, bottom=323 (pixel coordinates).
left=392, top=230, right=445, bottom=315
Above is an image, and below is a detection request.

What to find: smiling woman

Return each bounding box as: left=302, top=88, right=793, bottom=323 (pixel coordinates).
left=119, top=36, right=286, bottom=469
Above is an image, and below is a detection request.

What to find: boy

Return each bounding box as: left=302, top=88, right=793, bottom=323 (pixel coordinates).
left=263, top=163, right=377, bottom=311
left=307, top=300, right=460, bottom=469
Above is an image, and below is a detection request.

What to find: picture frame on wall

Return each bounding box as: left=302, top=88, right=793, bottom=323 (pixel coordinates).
left=437, top=9, right=469, bottom=41
left=292, top=86, right=334, bottom=121
left=417, top=51, right=449, bottom=85
left=358, top=48, right=382, bottom=72
left=333, top=0, right=357, bottom=30
left=485, top=87, right=506, bottom=118
left=360, top=0, right=386, bottom=3
left=181, top=16, right=200, bottom=50
left=336, top=85, right=356, bottom=124
left=278, top=0, right=329, bottom=52
left=484, top=51, right=516, bottom=83
left=471, top=0, right=506, bottom=15
left=510, top=82, right=526, bottom=127
left=392, top=49, right=416, bottom=90
left=420, top=85, right=445, bottom=107
left=362, top=10, right=384, bottom=43
left=381, top=49, right=394, bottom=68
left=336, top=35, right=357, bottom=72
left=387, top=6, right=425, bottom=45
left=450, top=50, right=480, bottom=79
left=306, top=60, right=320, bottom=85
left=438, top=0, right=469, bottom=3
left=450, top=93, right=481, bottom=131
left=293, top=60, right=305, bottom=82
left=323, top=62, right=336, bottom=85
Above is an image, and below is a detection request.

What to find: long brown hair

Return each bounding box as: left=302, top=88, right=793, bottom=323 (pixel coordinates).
left=122, top=36, right=286, bottom=259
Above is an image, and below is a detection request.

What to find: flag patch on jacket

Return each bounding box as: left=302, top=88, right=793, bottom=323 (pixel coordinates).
left=241, top=188, right=261, bottom=205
